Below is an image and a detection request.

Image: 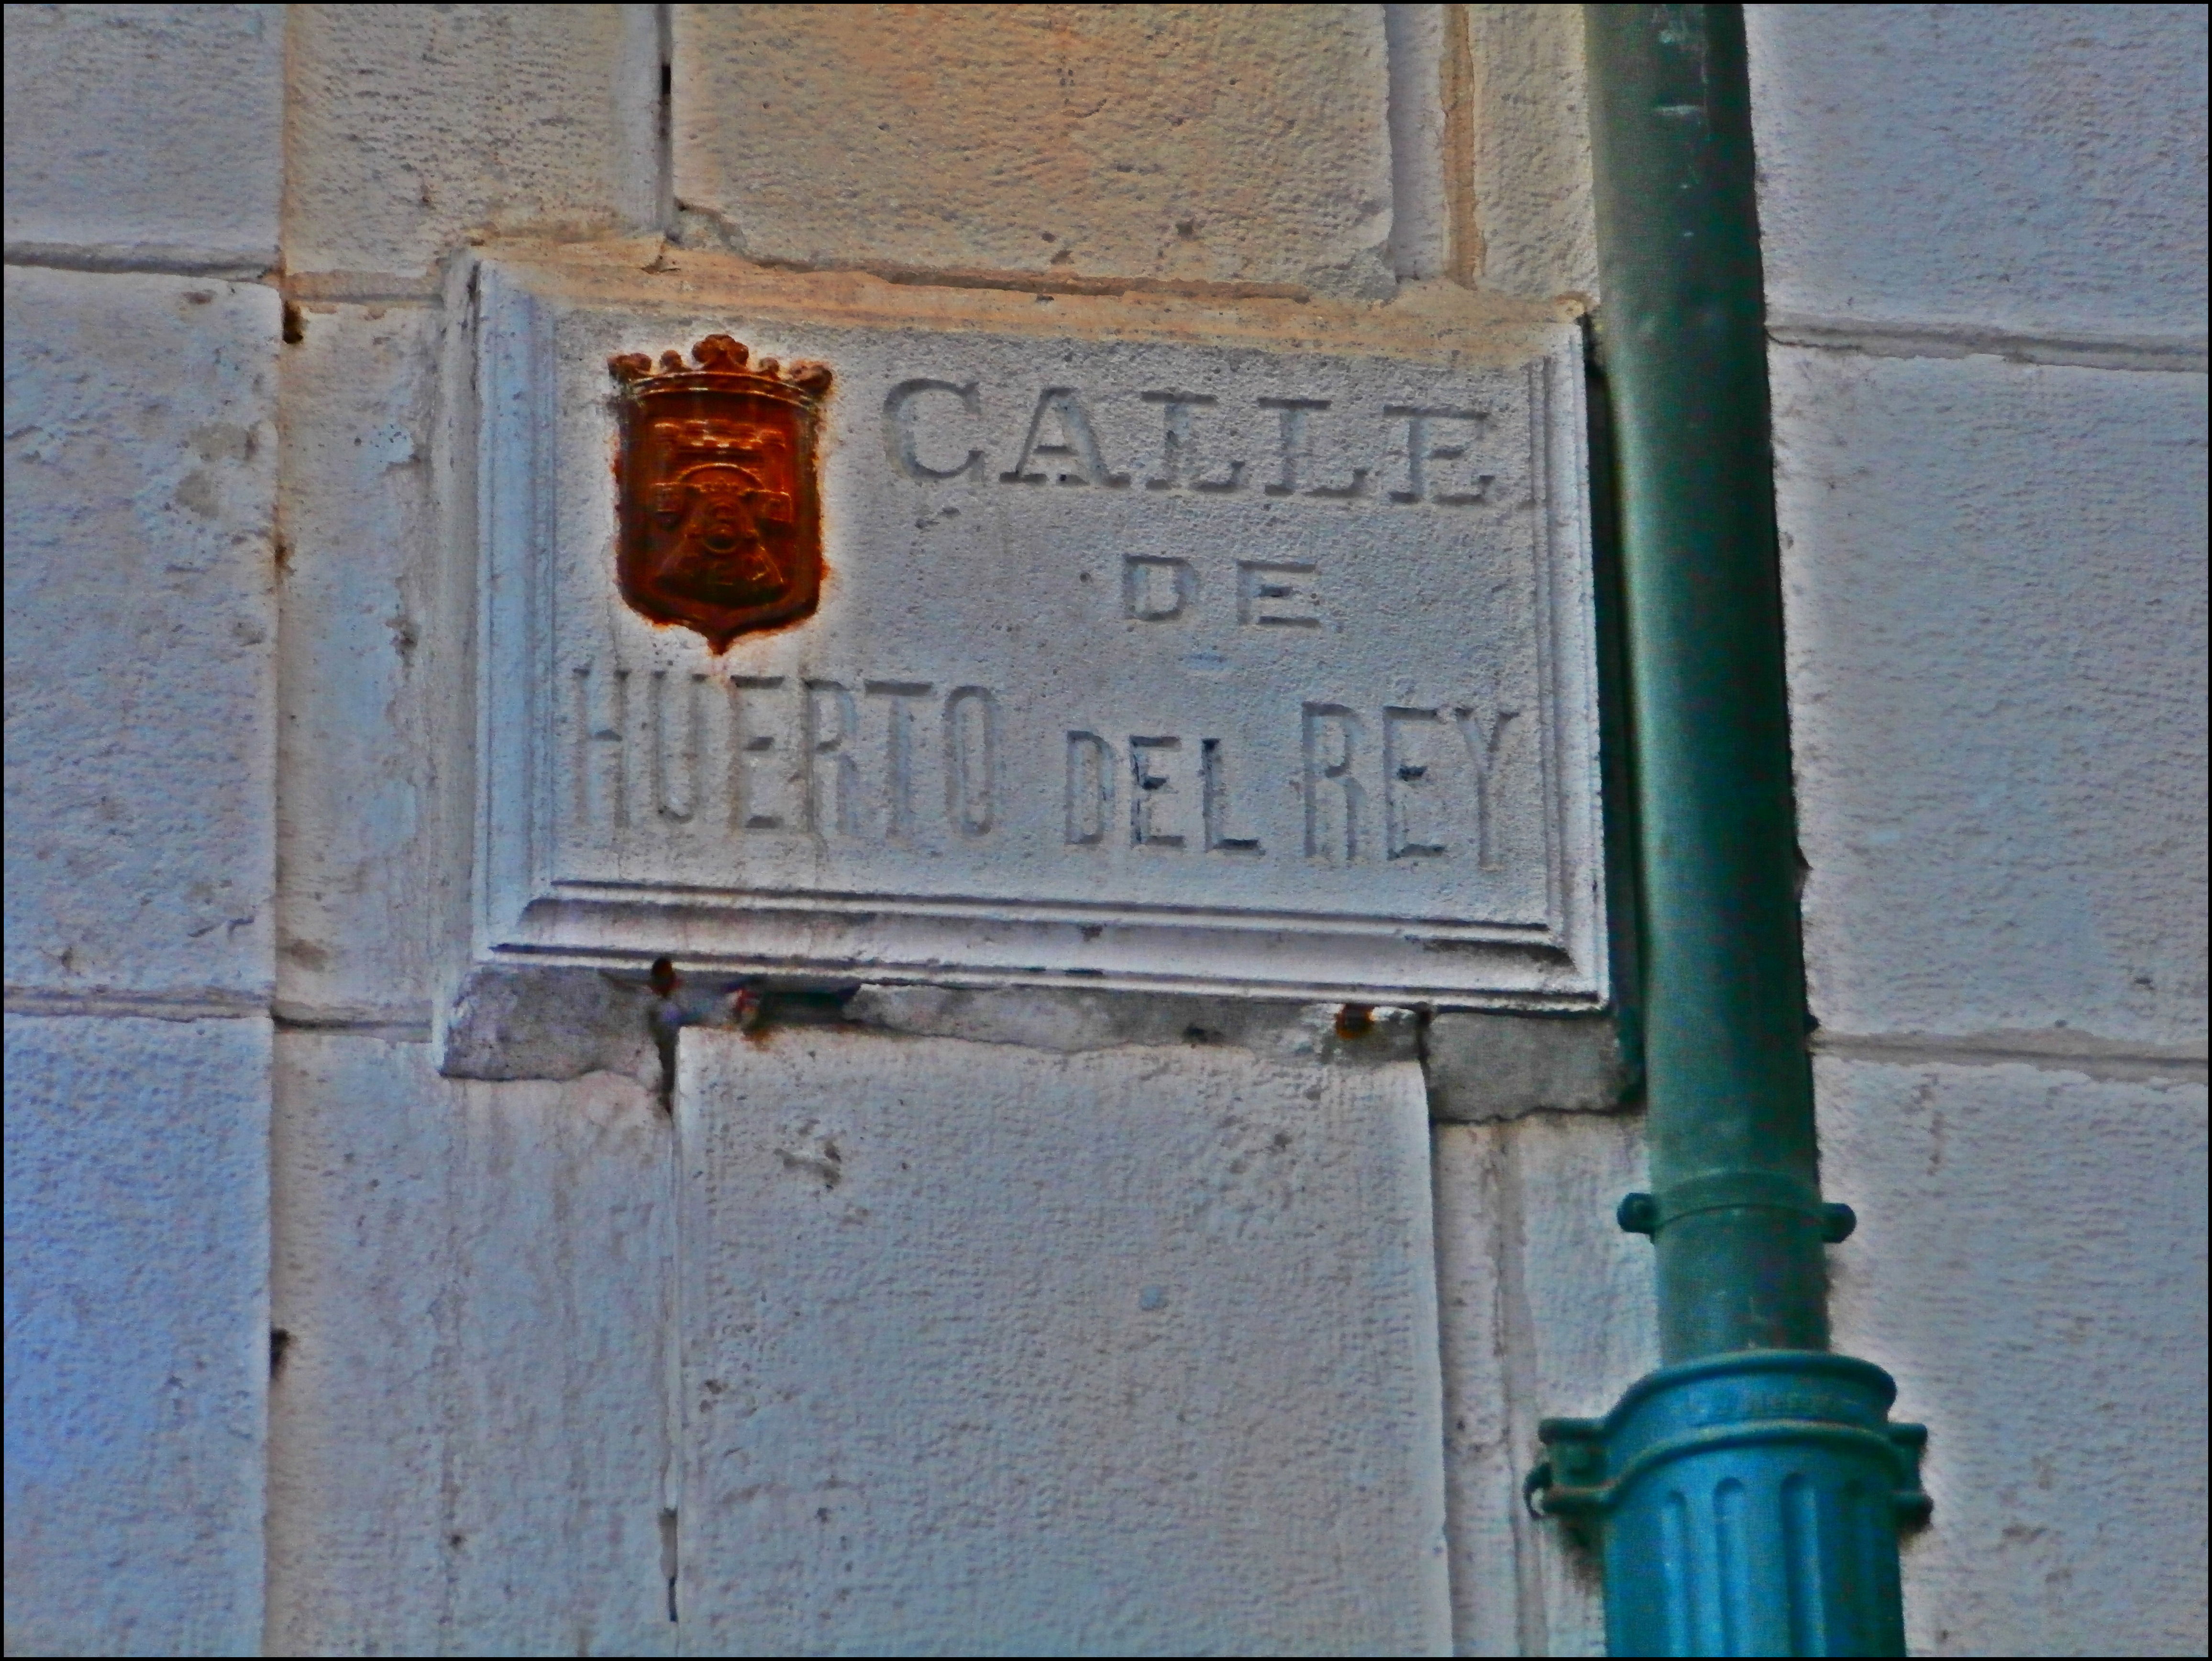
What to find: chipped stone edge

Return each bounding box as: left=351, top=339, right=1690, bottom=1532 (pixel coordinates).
left=1423, top=1008, right=1635, bottom=1122
left=433, top=964, right=1637, bottom=1118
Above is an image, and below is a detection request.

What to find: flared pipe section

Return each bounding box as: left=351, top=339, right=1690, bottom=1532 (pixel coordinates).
left=1539, top=1355, right=1928, bottom=1657
left=1535, top=9, right=1925, bottom=1654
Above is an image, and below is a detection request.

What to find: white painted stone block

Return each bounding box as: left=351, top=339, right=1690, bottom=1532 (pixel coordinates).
left=1383, top=3, right=1456, bottom=284
left=1463, top=4, right=1599, bottom=305
left=671, top=4, right=1396, bottom=296
left=4, top=267, right=279, bottom=1000
left=276, top=303, right=446, bottom=1022
left=1771, top=345, right=2208, bottom=1047
left=285, top=4, right=661, bottom=283
left=675, top=1027, right=1449, bottom=1655
left=1748, top=3, right=2210, bottom=340
left=461, top=248, right=1604, bottom=1007
left=1817, top=1054, right=2209, bottom=1658
left=1425, top=1011, right=1628, bottom=1121
left=2, top=3, right=284, bottom=270
left=3, top=1012, right=271, bottom=1657
left=265, top=1033, right=674, bottom=1657
left=1432, top=1115, right=1653, bottom=1657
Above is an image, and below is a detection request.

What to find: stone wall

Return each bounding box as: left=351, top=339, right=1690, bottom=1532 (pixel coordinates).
left=1749, top=11, right=2207, bottom=1652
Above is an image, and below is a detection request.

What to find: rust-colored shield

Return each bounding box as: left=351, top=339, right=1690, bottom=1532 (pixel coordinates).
left=608, top=335, right=830, bottom=651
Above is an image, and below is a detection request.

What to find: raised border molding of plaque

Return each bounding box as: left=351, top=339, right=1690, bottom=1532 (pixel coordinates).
left=453, top=246, right=1605, bottom=1008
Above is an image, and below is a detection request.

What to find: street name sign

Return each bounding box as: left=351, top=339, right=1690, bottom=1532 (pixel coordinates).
left=462, top=250, right=1604, bottom=1005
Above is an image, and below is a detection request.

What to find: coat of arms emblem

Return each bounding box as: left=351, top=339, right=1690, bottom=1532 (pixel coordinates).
left=608, top=335, right=830, bottom=651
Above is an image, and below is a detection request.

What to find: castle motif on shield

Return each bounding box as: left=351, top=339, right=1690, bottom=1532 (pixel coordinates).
left=608, top=335, right=830, bottom=651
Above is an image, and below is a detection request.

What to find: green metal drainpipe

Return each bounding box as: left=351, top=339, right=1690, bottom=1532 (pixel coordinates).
left=1526, top=8, right=1929, bottom=1655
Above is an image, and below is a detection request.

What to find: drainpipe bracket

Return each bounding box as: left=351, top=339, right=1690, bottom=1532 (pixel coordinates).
left=1616, top=1174, right=1858, bottom=1241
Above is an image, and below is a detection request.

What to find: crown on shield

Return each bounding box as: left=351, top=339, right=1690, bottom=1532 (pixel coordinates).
left=607, top=334, right=832, bottom=403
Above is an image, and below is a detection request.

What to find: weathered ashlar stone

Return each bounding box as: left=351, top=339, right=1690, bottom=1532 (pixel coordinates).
left=453, top=244, right=1604, bottom=1037
left=671, top=3, right=1396, bottom=296
left=5, top=1013, right=273, bottom=1658
left=676, top=1027, right=1451, bottom=1654
left=2, top=2, right=284, bottom=272
left=283, top=3, right=661, bottom=285
left=265, top=1035, right=675, bottom=1657
left=4, top=266, right=279, bottom=1000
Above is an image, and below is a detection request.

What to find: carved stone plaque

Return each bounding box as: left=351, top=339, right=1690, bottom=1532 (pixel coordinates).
left=464, top=251, right=1604, bottom=1006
